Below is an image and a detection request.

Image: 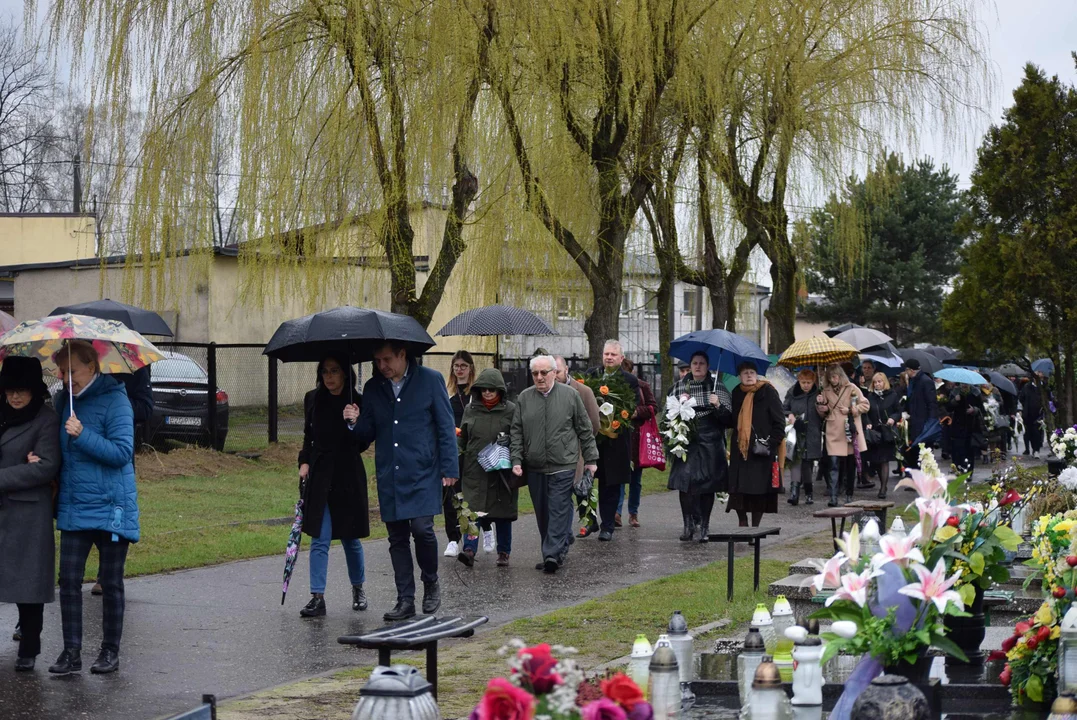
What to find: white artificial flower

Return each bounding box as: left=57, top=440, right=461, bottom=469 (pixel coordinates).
left=1059, top=467, right=1077, bottom=492
left=599, top=402, right=615, bottom=416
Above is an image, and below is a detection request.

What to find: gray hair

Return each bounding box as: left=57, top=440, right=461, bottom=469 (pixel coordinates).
left=529, top=354, right=557, bottom=373
left=603, top=339, right=623, bottom=355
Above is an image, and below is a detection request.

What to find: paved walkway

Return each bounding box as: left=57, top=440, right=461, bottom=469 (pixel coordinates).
left=0, top=451, right=1036, bottom=720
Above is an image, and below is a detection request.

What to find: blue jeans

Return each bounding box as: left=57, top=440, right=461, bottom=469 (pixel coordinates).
left=309, top=511, right=365, bottom=594
left=617, top=465, right=643, bottom=516
left=463, top=518, right=514, bottom=554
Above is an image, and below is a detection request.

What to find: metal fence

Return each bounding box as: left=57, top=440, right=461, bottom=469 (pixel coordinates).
left=145, top=343, right=663, bottom=453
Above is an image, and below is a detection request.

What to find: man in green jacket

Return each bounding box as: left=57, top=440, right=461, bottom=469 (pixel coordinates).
left=511, top=354, right=599, bottom=573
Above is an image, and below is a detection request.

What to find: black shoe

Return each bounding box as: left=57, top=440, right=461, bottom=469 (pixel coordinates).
left=543, top=558, right=559, bottom=574
left=458, top=548, right=476, bottom=567
left=383, top=599, right=416, bottom=622
left=827, top=499, right=838, bottom=507
left=535, top=562, right=546, bottom=570
left=598, top=530, right=613, bottom=541
left=352, top=584, right=368, bottom=612
left=12, top=622, right=21, bottom=642
left=15, top=657, right=35, bottom=672
left=422, top=581, right=441, bottom=615
left=90, top=648, right=119, bottom=675
left=698, top=523, right=710, bottom=543
left=679, top=520, right=694, bottom=541
left=845, top=495, right=853, bottom=504
left=299, top=595, right=326, bottom=618
left=805, top=493, right=814, bottom=505
left=48, top=648, right=81, bottom=675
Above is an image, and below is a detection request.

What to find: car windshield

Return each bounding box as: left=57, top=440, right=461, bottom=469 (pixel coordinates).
left=154, top=357, right=207, bottom=382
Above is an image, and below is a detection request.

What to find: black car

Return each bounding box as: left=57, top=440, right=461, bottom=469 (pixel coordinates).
left=144, top=352, right=230, bottom=451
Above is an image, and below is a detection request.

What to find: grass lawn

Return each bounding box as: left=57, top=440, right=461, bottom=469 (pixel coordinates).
left=72, top=446, right=673, bottom=581
left=219, top=557, right=789, bottom=720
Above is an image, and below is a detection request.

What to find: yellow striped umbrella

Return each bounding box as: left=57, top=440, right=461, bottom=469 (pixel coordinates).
left=777, top=336, right=859, bottom=368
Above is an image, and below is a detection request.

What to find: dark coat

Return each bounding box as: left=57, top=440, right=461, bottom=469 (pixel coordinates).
left=782, top=384, right=824, bottom=460
left=728, top=382, right=785, bottom=497
left=904, top=371, right=938, bottom=439
left=298, top=388, right=370, bottom=540
left=459, top=369, right=518, bottom=520
left=354, top=360, right=459, bottom=523
left=667, top=402, right=732, bottom=494
left=586, top=367, right=641, bottom=487
left=1019, top=381, right=1043, bottom=423
left=0, top=405, right=60, bottom=604
left=120, top=366, right=155, bottom=424
left=947, top=389, right=985, bottom=438
left=865, top=388, right=902, bottom=462
left=450, top=388, right=469, bottom=428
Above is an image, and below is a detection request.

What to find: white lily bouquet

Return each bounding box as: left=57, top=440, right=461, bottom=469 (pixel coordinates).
left=661, top=394, right=697, bottom=461
left=1050, top=424, right=1077, bottom=465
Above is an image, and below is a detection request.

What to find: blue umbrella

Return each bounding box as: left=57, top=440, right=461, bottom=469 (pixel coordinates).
left=668, top=329, right=770, bottom=377
left=907, top=418, right=942, bottom=450
left=935, top=367, right=989, bottom=386
left=1033, top=358, right=1055, bottom=375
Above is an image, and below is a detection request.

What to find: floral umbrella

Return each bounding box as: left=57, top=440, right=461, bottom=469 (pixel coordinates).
left=0, top=313, right=165, bottom=408
left=0, top=310, right=16, bottom=336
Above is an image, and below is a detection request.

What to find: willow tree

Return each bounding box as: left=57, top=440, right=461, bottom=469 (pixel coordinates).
left=32, top=0, right=496, bottom=325
left=692, top=0, right=989, bottom=352
left=482, top=0, right=719, bottom=363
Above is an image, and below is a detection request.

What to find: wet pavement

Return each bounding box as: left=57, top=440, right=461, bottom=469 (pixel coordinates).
left=0, top=452, right=1035, bottom=720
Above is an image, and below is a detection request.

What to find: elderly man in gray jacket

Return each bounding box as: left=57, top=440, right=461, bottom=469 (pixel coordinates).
left=511, top=354, right=599, bottom=574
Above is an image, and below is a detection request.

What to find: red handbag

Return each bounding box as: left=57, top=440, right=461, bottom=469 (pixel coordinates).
left=638, top=416, right=666, bottom=471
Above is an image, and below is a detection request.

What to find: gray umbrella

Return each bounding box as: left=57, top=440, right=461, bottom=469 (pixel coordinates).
left=996, top=363, right=1028, bottom=378
left=923, top=345, right=957, bottom=361
left=987, top=371, right=1017, bottom=396
left=896, top=348, right=944, bottom=375
left=436, top=304, right=557, bottom=337
left=833, top=328, right=892, bottom=351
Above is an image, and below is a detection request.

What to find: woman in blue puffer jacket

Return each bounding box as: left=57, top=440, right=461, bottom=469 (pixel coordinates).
left=49, top=339, right=138, bottom=677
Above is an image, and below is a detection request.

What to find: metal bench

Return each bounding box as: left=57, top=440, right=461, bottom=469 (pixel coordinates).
left=708, top=527, right=781, bottom=601
left=812, top=507, right=861, bottom=553
left=166, top=695, right=217, bottom=720
left=843, top=499, right=896, bottom=527
left=339, top=615, right=488, bottom=698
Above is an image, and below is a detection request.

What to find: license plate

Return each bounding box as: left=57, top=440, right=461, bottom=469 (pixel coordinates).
left=165, top=416, right=202, bottom=427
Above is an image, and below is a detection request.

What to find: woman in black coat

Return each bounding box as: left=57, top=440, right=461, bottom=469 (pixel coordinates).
left=728, top=361, right=784, bottom=527
left=864, top=373, right=902, bottom=498
left=0, top=357, right=61, bottom=671
left=782, top=369, right=824, bottom=506
left=296, top=355, right=370, bottom=618
left=947, top=383, right=985, bottom=474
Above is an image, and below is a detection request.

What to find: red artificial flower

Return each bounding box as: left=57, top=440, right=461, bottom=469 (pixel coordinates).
left=1015, top=621, right=1031, bottom=637
left=581, top=698, right=628, bottom=720
left=988, top=650, right=1008, bottom=662
left=516, top=643, right=563, bottom=694
left=1000, top=666, right=1012, bottom=686
left=1000, top=488, right=1022, bottom=507
left=1037, top=625, right=1052, bottom=643
left=1001, top=635, right=1017, bottom=652
left=474, top=678, right=535, bottom=720
left=601, top=673, right=646, bottom=710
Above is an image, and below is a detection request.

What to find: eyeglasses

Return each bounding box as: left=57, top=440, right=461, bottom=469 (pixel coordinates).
left=452, top=364, right=471, bottom=370
left=531, top=369, right=551, bottom=377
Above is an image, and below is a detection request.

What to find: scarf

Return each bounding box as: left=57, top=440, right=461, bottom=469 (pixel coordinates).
left=481, top=394, right=500, bottom=410
left=737, top=379, right=771, bottom=460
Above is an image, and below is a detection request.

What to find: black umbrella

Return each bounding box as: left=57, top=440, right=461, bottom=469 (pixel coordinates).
left=263, top=306, right=435, bottom=363
left=987, top=371, right=1018, bottom=396
left=436, top=304, right=557, bottom=337
left=996, top=363, right=1028, bottom=378
left=923, top=345, right=957, bottom=361
left=823, top=322, right=865, bottom=337
left=50, top=299, right=174, bottom=337
left=896, top=348, right=943, bottom=375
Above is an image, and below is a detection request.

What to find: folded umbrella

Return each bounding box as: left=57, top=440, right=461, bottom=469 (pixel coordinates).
left=668, top=329, right=770, bottom=377
left=281, top=489, right=304, bottom=605
left=777, top=336, right=858, bottom=368
left=935, top=367, right=989, bottom=386
left=906, top=418, right=942, bottom=451
left=50, top=299, right=174, bottom=337
left=833, top=327, right=891, bottom=350
left=987, top=371, right=1017, bottom=396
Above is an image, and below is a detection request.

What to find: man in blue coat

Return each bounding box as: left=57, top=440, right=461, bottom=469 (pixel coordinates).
left=352, top=342, right=458, bottom=621
left=902, top=358, right=938, bottom=469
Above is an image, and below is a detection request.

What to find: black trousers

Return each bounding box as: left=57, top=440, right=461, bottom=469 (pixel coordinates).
left=598, top=483, right=621, bottom=533
left=59, top=530, right=129, bottom=652
left=17, top=604, right=44, bottom=659
left=385, top=516, right=438, bottom=603
left=441, top=482, right=462, bottom=543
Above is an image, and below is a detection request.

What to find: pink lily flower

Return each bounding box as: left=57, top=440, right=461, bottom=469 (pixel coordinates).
left=914, top=497, right=953, bottom=538
left=826, top=567, right=882, bottom=608
left=811, top=553, right=848, bottom=591
left=895, top=469, right=948, bottom=499
left=872, top=525, right=926, bottom=569
left=898, top=559, right=964, bottom=613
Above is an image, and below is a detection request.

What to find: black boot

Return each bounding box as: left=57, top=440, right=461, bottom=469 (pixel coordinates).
left=383, top=599, right=416, bottom=622
left=697, top=518, right=710, bottom=543
left=352, top=584, right=368, bottom=612
left=804, top=488, right=814, bottom=505
left=828, top=486, right=839, bottom=507
left=422, top=581, right=441, bottom=615
left=679, top=514, right=696, bottom=542
left=48, top=648, right=81, bottom=675
left=299, top=594, right=326, bottom=618
left=787, top=482, right=800, bottom=506
left=90, top=648, right=120, bottom=675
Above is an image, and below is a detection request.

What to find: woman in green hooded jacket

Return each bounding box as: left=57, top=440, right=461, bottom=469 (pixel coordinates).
left=457, top=369, right=517, bottom=567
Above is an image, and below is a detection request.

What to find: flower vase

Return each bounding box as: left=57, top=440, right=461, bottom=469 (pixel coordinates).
left=882, top=653, right=933, bottom=686
left=945, top=585, right=986, bottom=668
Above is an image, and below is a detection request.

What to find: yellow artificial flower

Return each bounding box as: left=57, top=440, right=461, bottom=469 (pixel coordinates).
left=1055, top=519, right=1076, bottom=534
left=1054, top=626, right=1063, bottom=640
left=935, top=526, right=959, bottom=542
left=1036, top=602, right=1055, bottom=627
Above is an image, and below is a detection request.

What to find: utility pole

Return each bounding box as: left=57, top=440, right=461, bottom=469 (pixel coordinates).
left=72, top=153, right=82, bottom=213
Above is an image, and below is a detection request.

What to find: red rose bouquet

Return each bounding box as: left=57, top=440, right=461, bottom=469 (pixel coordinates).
left=469, top=640, right=654, bottom=720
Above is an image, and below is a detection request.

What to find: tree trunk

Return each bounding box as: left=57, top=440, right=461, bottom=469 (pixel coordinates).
left=766, top=230, right=798, bottom=353
left=584, top=281, right=621, bottom=366
left=385, top=201, right=417, bottom=316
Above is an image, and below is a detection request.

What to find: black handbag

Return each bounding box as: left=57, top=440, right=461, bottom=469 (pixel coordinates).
left=863, top=426, right=882, bottom=445
left=751, top=436, right=771, bottom=458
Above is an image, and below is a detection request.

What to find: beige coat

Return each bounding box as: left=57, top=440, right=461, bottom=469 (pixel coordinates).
left=567, top=379, right=600, bottom=481
left=817, top=383, right=870, bottom=456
